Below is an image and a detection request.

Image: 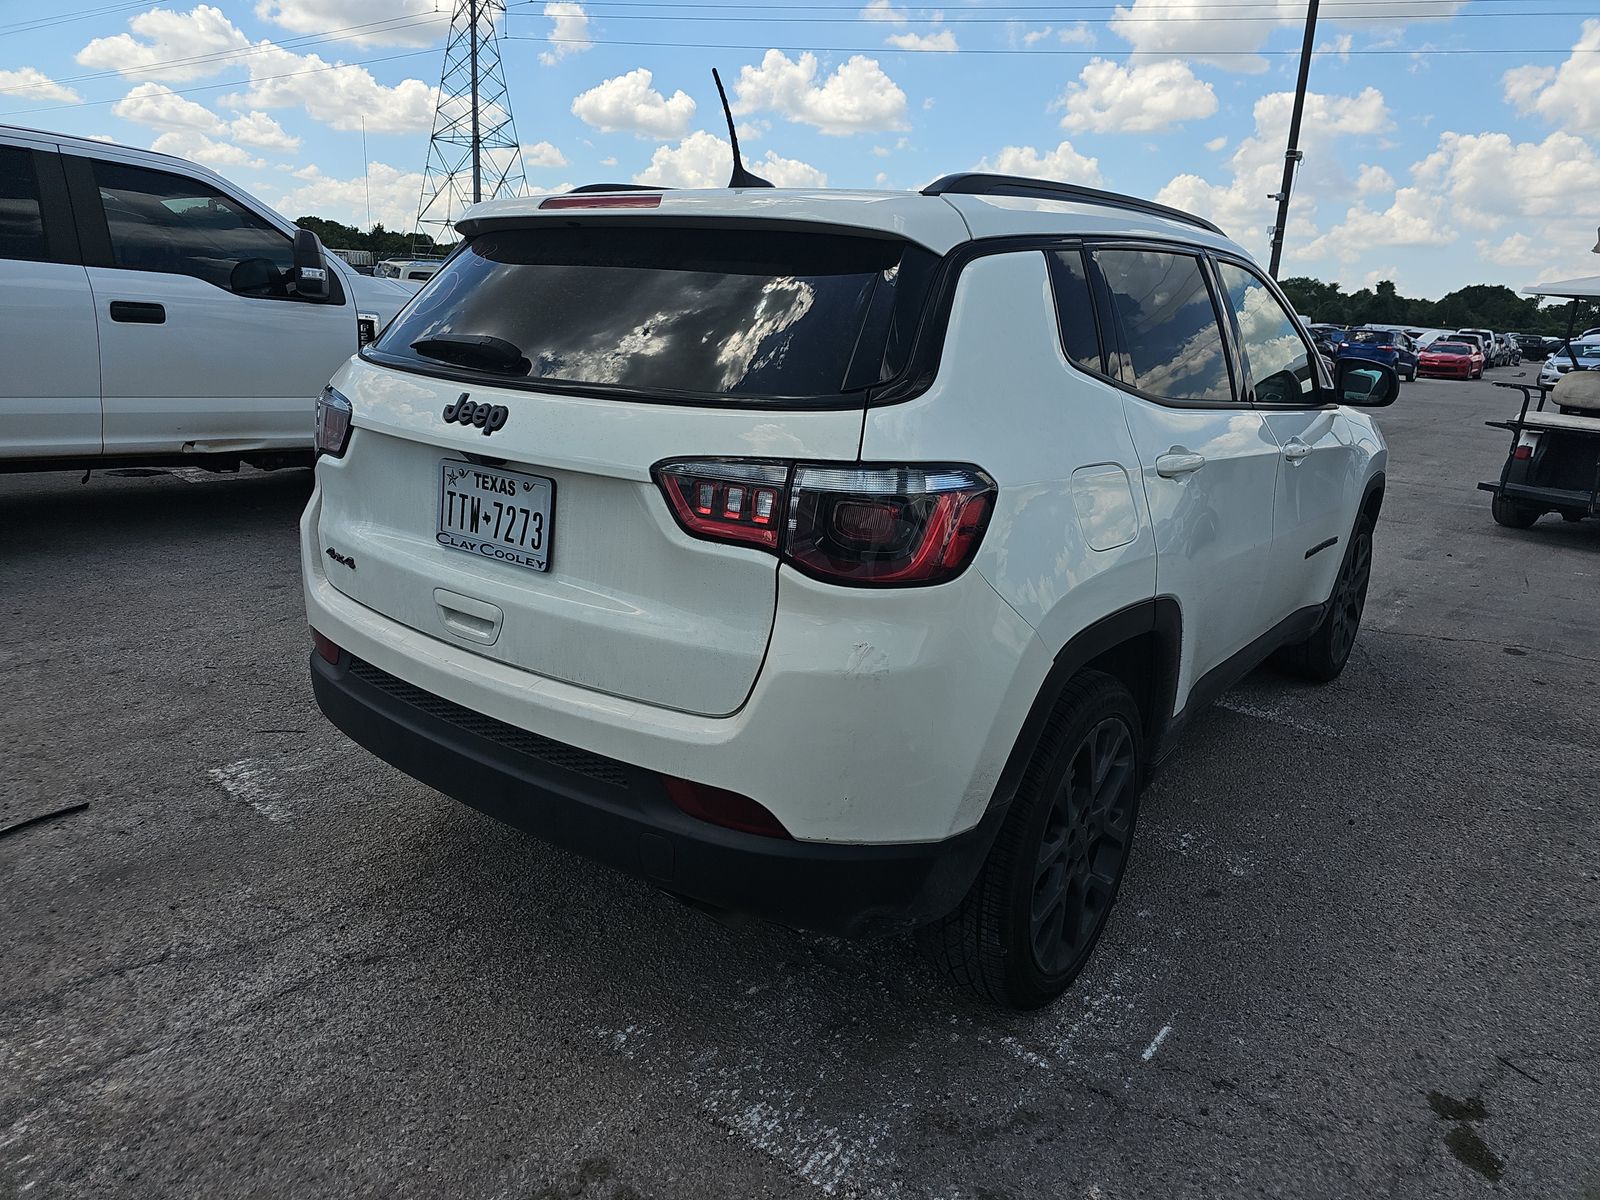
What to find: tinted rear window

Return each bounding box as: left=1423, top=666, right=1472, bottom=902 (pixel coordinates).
left=1347, top=329, right=1396, bottom=344
left=371, top=225, right=937, bottom=401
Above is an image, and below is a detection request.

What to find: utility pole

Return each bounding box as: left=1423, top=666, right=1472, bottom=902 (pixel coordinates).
left=469, top=0, right=481, bottom=205
left=414, top=0, right=524, bottom=250
left=1267, top=0, right=1320, bottom=279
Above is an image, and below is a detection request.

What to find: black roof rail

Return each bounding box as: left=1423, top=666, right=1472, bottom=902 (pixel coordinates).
left=921, top=173, right=1223, bottom=237
left=567, top=183, right=673, bottom=194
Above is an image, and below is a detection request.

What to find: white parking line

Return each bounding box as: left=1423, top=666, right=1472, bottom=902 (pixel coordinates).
left=207, top=759, right=290, bottom=823
left=1141, top=1024, right=1173, bottom=1062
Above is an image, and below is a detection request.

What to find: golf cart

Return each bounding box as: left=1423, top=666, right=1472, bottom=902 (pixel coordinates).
left=1478, top=275, right=1600, bottom=529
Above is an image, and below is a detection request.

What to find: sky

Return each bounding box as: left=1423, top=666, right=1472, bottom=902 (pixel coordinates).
left=2, top=0, right=1598, bottom=298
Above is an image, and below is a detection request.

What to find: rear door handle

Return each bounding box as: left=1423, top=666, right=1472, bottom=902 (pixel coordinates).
left=1283, top=439, right=1312, bottom=464
left=1155, top=452, right=1206, bottom=478
left=109, top=301, right=165, bottom=324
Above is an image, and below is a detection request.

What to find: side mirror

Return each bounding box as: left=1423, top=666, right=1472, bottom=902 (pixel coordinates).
left=292, top=228, right=329, bottom=300
left=1332, top=358, right=1399, bottom=407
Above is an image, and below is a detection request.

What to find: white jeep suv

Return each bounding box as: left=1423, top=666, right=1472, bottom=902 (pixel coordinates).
left=0, top=125, right=412, bottom=473
left=302, top=175, right=1395, bottom=1009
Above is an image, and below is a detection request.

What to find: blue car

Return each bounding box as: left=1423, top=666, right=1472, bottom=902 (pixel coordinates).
left=1338, top=327, right=1419, bottom=382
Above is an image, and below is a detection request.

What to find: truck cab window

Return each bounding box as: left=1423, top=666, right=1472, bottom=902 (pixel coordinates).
left=90, top=160, right=300, bottom=298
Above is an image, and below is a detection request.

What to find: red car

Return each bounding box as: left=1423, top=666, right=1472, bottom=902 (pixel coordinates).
left=1418, top=340, right=1484, bottom=379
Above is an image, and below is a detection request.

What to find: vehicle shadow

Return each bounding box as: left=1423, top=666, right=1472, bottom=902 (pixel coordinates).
left=0, top=468, right=312, bottom=563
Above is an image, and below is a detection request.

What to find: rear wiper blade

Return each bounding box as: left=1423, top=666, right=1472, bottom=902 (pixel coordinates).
left=409, top=333, right=531, bottom=376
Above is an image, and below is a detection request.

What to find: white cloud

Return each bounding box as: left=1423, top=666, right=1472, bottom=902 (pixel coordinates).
left=269, top=161, right=424, bottom=230
left=1108, top=0, right=1464, bottom=73
left=77, top=5, right=250, bottom=82
left=734, top=50, right=908, bottom=135
left=1317, top=33, right=1353, bottom=62
left=539, top=1, right=593, bottom=65
left=860, top=0, right=908, bottom=23
left=886, top=30, right=958, bottom=52
left=0, top=67, right=82, bottom=104
left=1476, top=233, right=1541, bottom=268
left=522, top=141, right=568, bottom=168
left=1355, top=164, right=1395, bottom=195
left=254, top=0, right=443, bottom=47
left=1155, top=86, right=1393, bottom=253
left=1057, top=59, right=1217, bottom=134
left=1022, top=26, right=1055, bottom=47
left=1058, top=24, right=1096, bottom=46
left=1503, top=19, right=1600, bottom=137
left=632, top=130, right=827, bottom=189
left=81, top=6, right=437, bottom=134
left=974, top=140, right=1104, bottom=187
left=150, top=130, right=266, bottom=170
left=1204, top=135, right=1227, bottom=152
left=220, top=42, right=438, bottom=133
left=113, top=83, right=302, bottom=153
left=571, top=68, right=696, bottom=138
left=113, top=81, right=224, bottom=131
left=1302, top=188, right=1451, bottom=260
left=1412, top=129, right=1600, bottom=232
left=1360, top=266, right=1400, bottom=290
left=229, top=111, right=300, bottom=151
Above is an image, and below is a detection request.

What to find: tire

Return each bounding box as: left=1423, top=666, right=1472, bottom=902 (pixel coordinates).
left=1491, top=494, right=1540, bottom=529
left=919, top=670, right=1142, bottom=1010
left=1275, top=512, right=1374, bottom=683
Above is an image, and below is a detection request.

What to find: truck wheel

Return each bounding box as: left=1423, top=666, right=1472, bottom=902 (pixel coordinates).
left=1491, top=495, right=1540, bottom=529
left=1275, top=512, right=1373, bottom=683
left=919, top=671, right=1142, bottom=1010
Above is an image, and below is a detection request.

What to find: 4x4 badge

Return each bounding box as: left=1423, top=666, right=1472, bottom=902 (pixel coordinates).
left=442, top=393, right=509, bottom=436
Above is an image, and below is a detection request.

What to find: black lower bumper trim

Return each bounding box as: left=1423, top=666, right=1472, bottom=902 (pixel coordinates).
left=310, top=652, right=1006, bottom=937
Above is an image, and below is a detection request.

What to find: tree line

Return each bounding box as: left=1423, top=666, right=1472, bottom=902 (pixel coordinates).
left=1279, top=277, right=1584, bottom=337
left=294, top=216, right=453, bottom=260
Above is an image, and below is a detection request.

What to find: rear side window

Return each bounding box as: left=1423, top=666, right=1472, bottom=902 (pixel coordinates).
left=90, top=160, right=296, bottom=294
left=1046, top=249, right=1105, bottom=374
left=1091, top=249, right=1233, bottom=404
left=371, top=225, right=938, bottom=401
left=0, top=146, right=47, bottom=262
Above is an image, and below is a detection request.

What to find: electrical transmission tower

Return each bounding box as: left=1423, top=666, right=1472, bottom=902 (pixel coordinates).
left=414, top=0, right=525, bottom=249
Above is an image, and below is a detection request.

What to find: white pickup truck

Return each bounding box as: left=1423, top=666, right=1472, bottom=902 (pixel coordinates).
left=0, top=125, right=415, bottom=473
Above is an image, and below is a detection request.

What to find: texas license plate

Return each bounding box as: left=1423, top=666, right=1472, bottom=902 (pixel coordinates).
left=437, top=461, right=554, bottom=572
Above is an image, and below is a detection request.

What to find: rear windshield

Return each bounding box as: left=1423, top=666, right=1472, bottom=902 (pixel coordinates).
left=1431, top=342, right=1472, bottom=354
left=369, top=225, right=938, bottom=402
left=1347, top=329, right=1394, bottom=344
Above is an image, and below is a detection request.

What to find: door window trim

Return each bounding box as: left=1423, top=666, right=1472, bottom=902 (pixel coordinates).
left=1081, top=239, right=1246, bottom=411
left=61, top=152, right=345, bottom=306
left=1208, top=250, right=1334, bottom=411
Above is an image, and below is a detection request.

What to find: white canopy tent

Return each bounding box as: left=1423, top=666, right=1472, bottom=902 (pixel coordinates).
left=1523, top=274, right=1600, bottom=299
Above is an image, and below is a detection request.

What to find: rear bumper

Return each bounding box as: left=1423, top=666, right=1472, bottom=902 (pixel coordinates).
left=310, top=649, right=1004, bottom=936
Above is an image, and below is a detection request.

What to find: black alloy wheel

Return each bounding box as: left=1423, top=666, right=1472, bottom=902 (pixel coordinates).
left=919, top=671, right=1144, bottom=1009
left=1028, top=715, right=1137, bottom=976
left=1276, top=511, right=1375, bottom=682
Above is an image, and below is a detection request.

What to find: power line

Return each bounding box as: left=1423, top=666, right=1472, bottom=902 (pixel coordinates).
left=506, top=5, right=1600, bottom=20
left=502, top=33, right=1596, bottom=53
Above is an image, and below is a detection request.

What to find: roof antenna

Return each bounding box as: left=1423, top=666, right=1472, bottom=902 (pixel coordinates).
left=712, top=68, right=772, bottom=189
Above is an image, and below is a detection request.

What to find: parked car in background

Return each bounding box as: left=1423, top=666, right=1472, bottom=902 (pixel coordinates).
left=1453, top=331, right=1491, bottom=364
left=376, top=257, right=444, bottom=282
left=1340, top=326, right=1419, bottom=381
left=1512, top=333, right=1547, bottom=361
left=1496, top=334, right=1521, bottom=366
left=1, top=124, right=414, bottom=473
left=1410, top=329, right=1455, bottom=350
left=1417, top=339, right=1484, bottom=380
left=1458, top=328, right=1505, bottom=367
left=1537, top=340, right=1600, bottom=389
left=301, top=173, right=1397, bottom=1009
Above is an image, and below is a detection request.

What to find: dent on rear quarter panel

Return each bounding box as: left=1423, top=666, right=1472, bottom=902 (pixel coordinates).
left=859, top=249, right=1158, bottom=655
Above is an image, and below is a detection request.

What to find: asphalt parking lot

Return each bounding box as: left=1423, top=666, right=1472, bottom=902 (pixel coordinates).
left=2, top=370, right=1597, bottom=1200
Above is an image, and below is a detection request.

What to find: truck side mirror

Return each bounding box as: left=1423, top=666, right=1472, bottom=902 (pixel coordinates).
left=1332, top=358, right=1399, bottom=407
left=292, top=228, right=330, bottom=300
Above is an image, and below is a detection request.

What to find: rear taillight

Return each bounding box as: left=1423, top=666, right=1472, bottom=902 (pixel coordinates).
left=653, top=459, right=996, bottom=587
left=1513, top=444, right=1534, bottom=460
left=315, top=386, right=352, bottom=458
